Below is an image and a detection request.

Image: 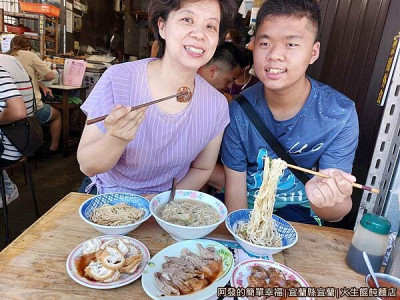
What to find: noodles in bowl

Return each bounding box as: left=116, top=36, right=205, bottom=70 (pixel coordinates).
left=150, top=190, right=228, bottom=240
left=236, top=158, right=287, bottom=247
left=90, top=203, right=145, bottom=226
left=158, top=199, right=219, bottom=227
left=79, top=193, right=151, bottom=235
left=225, top=157, right=298, bottom=256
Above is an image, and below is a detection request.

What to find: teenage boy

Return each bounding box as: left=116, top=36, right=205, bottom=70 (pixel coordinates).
left=221, top=0, right=359, bottom=224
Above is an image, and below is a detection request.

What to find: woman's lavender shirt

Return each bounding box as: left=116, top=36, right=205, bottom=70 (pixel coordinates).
left=81, top=58, right=229, bottom=194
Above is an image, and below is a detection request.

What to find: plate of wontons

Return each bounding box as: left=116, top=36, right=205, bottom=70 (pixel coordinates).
left=66, top=235, right=150, bottom=289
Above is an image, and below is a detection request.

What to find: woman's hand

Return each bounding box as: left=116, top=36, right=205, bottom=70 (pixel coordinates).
left=104, top=105, right=147, bottom=141
left=41, top=86, right=53, bottom=97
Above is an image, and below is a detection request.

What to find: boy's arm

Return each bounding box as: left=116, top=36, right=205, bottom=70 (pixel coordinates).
left=224, top=166, right=248, bottom=212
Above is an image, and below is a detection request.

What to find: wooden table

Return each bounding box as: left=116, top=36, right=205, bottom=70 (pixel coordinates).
left=0, top=193, right=366, bottom=299
left=47, top=85, right=87, bottom=157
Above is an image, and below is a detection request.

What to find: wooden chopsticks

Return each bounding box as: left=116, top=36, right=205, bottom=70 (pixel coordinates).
left=86, top=91, right=187, bottom=125
left=287, top=163, right=380, bottom=194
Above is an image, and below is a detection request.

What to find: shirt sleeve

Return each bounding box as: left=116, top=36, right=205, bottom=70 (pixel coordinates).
left=80, top=68, right=115, bottom=133
left=221, top=101, right=248, bottom=172
left=31, top=53, right=52, bottom=78
left=318, top=103, right=359, bottom=173
left=211, top=94, right=230, bottom=140
left=0, top=68, right=20, bottom=101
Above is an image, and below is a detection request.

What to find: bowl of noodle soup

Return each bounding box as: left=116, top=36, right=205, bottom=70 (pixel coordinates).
left=150, top=190, right=227, bottom=241
left=79, top=193, right=151, bottom=235
left=226, top=209, right=298, bottom=256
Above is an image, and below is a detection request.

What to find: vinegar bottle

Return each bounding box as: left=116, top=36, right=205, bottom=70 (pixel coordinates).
left=346, top=213, right=391, bottom=275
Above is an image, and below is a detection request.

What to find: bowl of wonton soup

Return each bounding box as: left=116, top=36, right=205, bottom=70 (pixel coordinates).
left=150, top=190, right=227, bottom=241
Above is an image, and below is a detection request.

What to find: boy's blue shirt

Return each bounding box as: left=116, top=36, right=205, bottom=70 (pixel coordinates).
left=221, top=77, right=359, bottom=209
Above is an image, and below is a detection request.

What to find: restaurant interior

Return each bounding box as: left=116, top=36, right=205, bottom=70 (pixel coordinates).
left=0, top=0, right=399, bottom=299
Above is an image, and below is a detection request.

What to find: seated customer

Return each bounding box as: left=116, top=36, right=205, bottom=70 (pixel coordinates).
left=198, top=42, right=242, bottom=95
left=0, top=54, right=35, bottom=206
left=228, top=47, right=259, bottom=97
left=77, top=0, right=236, bottom=197
left=221, top=0, right=359, bottom=224
left=9, top=35, right=62, bottom=153
left=222, top=28, right=243, bottom=45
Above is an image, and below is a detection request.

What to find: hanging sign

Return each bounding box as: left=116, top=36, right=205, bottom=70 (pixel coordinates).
left=377, top=33, right=400, bottom=106
left=74, top=0, right=88, bottom=13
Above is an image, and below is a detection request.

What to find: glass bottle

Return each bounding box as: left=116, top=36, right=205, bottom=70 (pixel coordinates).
left=346, top=213, right=391, bottom=275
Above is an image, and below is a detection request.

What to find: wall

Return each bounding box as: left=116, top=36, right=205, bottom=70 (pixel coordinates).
left=308, top=0, right=398, bottom=228
left=65, top=0, right=117, bottom=54
left=124, top=0, right=150, bottom=58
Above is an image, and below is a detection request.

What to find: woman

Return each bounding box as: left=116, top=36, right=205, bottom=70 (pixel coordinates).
left=78, top=0, right=236, bottom=197
left=9, top=36, right=62, bottom=153
left=222, top=28, right=242, bottom=44
left=228, top=46, right=259, bottom=97
left=0, top=55, right=35, bottom=206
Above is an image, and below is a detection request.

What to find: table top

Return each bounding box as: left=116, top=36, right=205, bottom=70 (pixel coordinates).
left=51, top=84, right=87, bottom=90
left=0, top=192, right=366, bottom=299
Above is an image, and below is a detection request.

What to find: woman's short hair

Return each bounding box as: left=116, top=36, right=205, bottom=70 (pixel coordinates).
left=148, top=0, right=236, bottom=58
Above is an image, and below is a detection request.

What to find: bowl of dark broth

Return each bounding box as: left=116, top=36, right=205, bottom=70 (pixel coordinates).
left=150, top=190, right=227, bottom=241
left=366, top=273, right=400, bottom=300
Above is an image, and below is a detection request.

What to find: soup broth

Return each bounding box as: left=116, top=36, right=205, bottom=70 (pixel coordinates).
left=157, top=199, right=219, bottom=227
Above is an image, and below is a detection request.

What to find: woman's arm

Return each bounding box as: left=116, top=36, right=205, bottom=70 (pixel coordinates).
left=0, top=96, right=27, bottom=125
left=224, top=166, right=247, bottom=212
left=177, top=132, right=224, bottom=191
left=77, top=105, right=146, bottom=177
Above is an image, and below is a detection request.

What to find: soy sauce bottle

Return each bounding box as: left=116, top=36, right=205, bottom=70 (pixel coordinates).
left=346, top=213, right=391, bottom=275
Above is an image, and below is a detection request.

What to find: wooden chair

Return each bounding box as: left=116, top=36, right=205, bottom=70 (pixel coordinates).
left=0, top=156, right=39, bottom=244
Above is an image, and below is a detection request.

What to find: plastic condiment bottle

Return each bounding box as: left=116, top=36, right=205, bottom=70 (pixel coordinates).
left=52, top=63, right=60, bottom=84
left=385, top=226, right=400, bottom=277
left=346, top=213, right=391, bottom=275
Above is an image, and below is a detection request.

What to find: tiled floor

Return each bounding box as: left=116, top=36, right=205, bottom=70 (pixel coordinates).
left=0, top=151, right=85, bottom=250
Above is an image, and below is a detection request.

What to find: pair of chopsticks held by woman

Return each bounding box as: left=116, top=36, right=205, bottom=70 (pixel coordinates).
left=77, top=0, right=360, bottom=226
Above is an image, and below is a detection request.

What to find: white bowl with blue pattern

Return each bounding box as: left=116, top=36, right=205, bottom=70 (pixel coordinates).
left=225, top=209, right=298, bottom=256
left=79, top=193, right=151, bottom=235
left=150, top=190, right=227, bottom=241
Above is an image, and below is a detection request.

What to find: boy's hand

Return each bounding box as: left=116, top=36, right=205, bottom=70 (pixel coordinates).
left=105, top=105, right=147, bottom=142
left=305, top=168, right=356, bottom=208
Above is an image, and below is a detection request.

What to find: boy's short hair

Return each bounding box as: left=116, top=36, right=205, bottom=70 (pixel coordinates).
left=255, top=0, right=321, bottom=40
left=207, top=41, right=241, bottom=70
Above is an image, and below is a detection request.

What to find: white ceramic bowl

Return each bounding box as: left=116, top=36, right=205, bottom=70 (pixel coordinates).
left=150, top=190, right=227, bottom=240
left=79, top=192, right=151, bottom=235
left=225, top=209, right=298, bottom=256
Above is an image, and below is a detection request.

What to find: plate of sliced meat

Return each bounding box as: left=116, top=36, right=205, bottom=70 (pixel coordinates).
left=66, top=235, right=150, bottom=289
left=230, top=259, right=313, bottom=300
left=141, top=239, right=234, bottom=299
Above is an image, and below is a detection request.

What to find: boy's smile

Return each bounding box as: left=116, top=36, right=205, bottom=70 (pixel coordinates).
left=253, top=15, right=320, bottom=95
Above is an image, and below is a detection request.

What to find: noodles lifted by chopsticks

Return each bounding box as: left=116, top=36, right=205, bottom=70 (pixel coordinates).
left=90, top=203, right=144, bottom=226
left=237, top=158, right=287, bottom=247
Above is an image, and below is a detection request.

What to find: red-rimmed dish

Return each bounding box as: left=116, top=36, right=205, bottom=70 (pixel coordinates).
left=66, top=235, right=150, bottom=289
left=230, top=259, right=313, bottom=300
